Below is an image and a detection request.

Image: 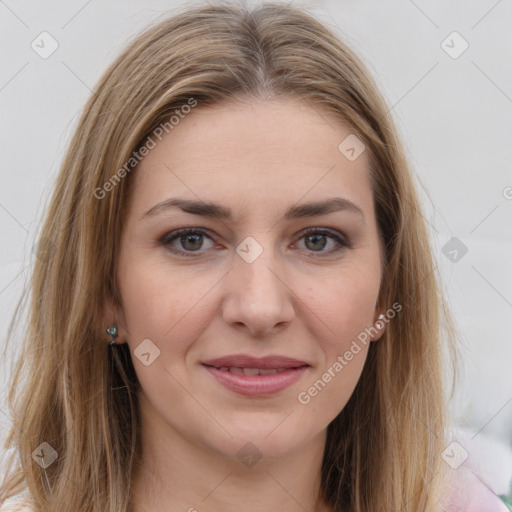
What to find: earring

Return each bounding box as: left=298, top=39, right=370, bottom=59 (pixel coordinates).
left=107, top=325, right=118, bottom=347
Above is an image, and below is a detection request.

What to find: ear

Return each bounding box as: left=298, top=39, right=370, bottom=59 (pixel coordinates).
left=370, top=305, right=388, bottom=342
left=102, top=292, right=129, bottom=345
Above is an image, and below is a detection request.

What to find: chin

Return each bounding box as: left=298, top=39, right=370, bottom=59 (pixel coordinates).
left=199, top=417, right=317, bottom=464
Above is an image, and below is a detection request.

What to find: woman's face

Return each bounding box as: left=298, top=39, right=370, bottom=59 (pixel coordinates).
left=112, top=96, right=386, bottom=462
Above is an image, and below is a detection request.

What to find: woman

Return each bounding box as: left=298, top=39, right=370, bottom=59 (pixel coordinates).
left=1, top=2, right=508, bottom=511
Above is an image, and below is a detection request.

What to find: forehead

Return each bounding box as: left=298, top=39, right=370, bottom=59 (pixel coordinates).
left=130, top=97, right=374, bottom=223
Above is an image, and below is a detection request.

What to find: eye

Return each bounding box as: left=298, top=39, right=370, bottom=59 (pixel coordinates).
left=159, top=227, right=351, bottom=257
left=294, top=227, right=351, bottom=255
left=159, top=228, right=216, bottom=257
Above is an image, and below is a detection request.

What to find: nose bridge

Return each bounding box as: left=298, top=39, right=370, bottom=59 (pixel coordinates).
left=239, top=240, right=279, bottom=299
left=222, top=234, right=294, bottom=335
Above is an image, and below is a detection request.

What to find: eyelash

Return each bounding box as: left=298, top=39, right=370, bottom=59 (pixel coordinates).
left=158, top=227, right=351, bottom=258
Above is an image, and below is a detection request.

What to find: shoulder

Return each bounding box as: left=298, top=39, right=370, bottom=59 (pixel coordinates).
left=439, top=466, right=510, bottom=512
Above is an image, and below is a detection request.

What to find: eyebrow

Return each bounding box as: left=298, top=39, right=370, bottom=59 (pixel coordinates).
left=141, top=197, right=365, bottom=223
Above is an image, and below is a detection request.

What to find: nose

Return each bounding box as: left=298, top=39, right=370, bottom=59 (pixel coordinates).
left=221, top=243, right=295, bottom=338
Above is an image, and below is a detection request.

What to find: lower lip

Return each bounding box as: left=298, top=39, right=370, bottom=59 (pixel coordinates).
left=202, top=365, right=308, bottom=396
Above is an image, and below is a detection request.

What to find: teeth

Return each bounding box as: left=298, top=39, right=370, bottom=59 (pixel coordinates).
left=259, top=368, right=278, bottom=375
left=216, top=366, right=295, bottom=375
left=242, top=368, right=260, bottom=376
left=226, top=367, right=283, bottom=375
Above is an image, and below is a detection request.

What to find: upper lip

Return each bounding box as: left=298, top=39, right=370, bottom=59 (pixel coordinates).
left=202, top=354, right=309, bottom=370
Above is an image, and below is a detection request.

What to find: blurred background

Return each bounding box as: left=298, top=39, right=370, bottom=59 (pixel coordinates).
left=1, top=0, right=511, bottom=501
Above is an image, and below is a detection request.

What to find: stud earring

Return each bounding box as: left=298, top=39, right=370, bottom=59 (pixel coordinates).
left=107, top=325, right=118, bottom=347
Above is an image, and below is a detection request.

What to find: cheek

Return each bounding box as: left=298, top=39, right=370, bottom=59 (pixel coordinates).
left=307, top=266, right=378, bottom=412
left=298, top=342, right=369, bottom=423
left=118, top=255, right=218, bottom=350
left=308, top=265, right=381, bottom=349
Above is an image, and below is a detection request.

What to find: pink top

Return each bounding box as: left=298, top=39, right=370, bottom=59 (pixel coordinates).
left=439, top=466, right=510, bottom=511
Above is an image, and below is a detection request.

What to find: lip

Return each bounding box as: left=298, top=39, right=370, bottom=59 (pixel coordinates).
left=201, top=354, right=310, bottom=397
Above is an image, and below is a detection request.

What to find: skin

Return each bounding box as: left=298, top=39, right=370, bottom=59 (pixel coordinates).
left=106, top=96, right=387, bottom=512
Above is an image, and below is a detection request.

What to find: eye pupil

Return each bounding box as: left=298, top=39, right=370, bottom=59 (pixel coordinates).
left=181, top=234, right=203, bottom=251
left=305, top=234, right=327, bottom=251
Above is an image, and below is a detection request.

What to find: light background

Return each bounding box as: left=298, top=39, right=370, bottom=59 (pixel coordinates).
left=1, top=0, right=511, bottom=496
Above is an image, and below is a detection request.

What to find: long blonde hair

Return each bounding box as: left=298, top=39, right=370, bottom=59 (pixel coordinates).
left=1, top=1, right=458, bottom=510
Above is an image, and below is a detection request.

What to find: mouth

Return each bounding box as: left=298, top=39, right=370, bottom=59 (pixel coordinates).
left=201, top=355, right=310, bottom=396
left=202, top=354, right=309, bottom=370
